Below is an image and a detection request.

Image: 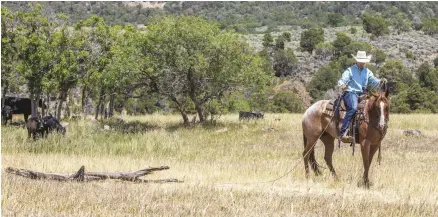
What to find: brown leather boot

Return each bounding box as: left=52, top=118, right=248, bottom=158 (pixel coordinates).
left=341, top=136, right=353, bottom=143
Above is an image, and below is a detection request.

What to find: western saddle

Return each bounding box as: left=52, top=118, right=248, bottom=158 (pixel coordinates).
left=324, top=93, right=369, bottom=147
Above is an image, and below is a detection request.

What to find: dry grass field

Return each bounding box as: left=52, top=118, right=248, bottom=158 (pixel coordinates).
left=1, top=113, right=438, bottom=216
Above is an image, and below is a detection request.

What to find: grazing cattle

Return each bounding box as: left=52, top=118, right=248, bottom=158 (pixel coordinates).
left=26, top=117, right=44, bottom=140
left=239, top=111, right=264, bottom=120
left=1, top=105, right=14, bottom=125
left=41, top=115, right=66, bottom=137
left=3, top=97, right=46, bottom=123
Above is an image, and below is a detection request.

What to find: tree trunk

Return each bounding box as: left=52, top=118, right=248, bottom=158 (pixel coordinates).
left=2, top=81, right=9, bottom=107
left=193, top=100, right=204, bottom=122
left=170, top=97, right=189, bottom=125
left=81, top=85, right=87, bottom=116
left=46, top=93, right=51, bottom=116
left=100, top=95, right=107, bottom=120
left=187, top=67, right=205, bottom=122
left=109, top=93, right=115, bottom=118
left=95, top=89, right=104, bottom=120
left=56, top=90, right=67, bottom=121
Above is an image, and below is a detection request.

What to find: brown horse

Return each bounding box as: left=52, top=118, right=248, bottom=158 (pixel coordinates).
left=301, top=87, right=389, bottom=188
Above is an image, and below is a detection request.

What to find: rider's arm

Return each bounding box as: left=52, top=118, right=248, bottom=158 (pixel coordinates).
left=337, top=68, right=351, bottom=87
left=367, top=69, right=380, bottom=87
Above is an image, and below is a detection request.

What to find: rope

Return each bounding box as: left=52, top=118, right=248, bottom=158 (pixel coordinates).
left=219, top=99, right=341, bottom=186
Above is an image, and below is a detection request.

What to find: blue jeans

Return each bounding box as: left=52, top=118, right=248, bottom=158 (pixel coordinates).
left=340, top=92, right=358, bottom=137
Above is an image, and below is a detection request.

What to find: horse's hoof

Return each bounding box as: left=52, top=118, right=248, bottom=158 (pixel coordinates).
left=357, top=180, right=373, bottom=188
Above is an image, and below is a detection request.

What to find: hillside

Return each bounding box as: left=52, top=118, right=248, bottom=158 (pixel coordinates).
left=245, top=26, right=438, bottom=82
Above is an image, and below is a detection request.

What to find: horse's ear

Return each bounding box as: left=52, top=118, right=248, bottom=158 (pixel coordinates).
left=383, top=82, right=389, bottom=98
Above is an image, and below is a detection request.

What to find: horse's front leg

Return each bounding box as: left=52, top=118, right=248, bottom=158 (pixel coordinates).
left=360, top=139, right=371, bottom=188
left=368, top=143, right=381, bottom=167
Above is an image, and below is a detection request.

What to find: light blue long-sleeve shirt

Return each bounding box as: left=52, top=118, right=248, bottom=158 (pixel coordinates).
left=337, top=64, right=380, bottom=94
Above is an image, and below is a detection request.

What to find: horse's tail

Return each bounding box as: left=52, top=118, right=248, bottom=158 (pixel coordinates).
left=303, top=133, right=307, bottom=148
left=303, top=132, right=321, bottom=175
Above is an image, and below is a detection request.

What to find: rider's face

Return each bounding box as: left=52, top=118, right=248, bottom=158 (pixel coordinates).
left=357, top=62, right=365, bottom=68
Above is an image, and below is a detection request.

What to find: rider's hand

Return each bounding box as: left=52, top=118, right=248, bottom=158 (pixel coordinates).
left=340, top=84, right=347, bottom=90
left=380, top=78, right=388, bottom=83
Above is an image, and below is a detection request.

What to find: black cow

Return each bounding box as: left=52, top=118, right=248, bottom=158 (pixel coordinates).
left=26, top=117, right=45, bottom=140
left=239, top=111, right=264, bottom=120
left=41, top=115, right=66, bottom=137
left=1, top=105, right=14, bottom=125
left=3, top=97, right=46, bottom=123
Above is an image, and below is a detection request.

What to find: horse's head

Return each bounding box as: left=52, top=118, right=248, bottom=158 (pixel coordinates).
left=368, top=90, right=390, bottom=131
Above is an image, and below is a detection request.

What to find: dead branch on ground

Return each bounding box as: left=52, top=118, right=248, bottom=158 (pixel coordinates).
left=5, top=166, right=181, bottom=183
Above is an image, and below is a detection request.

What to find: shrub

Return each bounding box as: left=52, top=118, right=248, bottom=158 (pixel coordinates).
left=271, top=91, right=304, bottom=113
left=300, top=27, right=324, bottom=54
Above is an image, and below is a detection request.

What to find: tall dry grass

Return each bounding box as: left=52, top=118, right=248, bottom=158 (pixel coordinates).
left=2, top=113, right=438, bottom=216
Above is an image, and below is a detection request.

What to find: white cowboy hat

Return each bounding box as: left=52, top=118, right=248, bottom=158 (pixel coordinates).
left=351, top=51, right=372, bottom=63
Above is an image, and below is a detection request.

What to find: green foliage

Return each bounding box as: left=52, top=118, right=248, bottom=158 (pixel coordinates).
left=275, top=35, right=286, bottom=50
left=142, top=16, right=272, bottom=124
left=300, top=27, right=324, bottom=54
left=226, top=92, right=250, bottom=113
left=379, top=60, right=413, bottom=94
left=350, top=26, right=357, bottom=34
left=262, top=33, right=273, bottom=48
left=343, top=41, right=373, bottom=58
left=315, top=42, right=334, bottom=60
left=434, top=56, right=438, bottom=68
left=1, top=7, right=21, bottom=95
left=327, top=13, right=343, bottom=27
left=273, top=48, right=298, bottom=77
left=373, top=48, right=387, bottom=67
left=363, top=13, right=389, bottom=37
left=15, top=4, right=52, bottom=101
left=392, top=13, right=412, bottom=34
left=271, top=91, right=304, bottom=113
left=405, top=50, right=416, bottom=60
left=308, top=61, right=341, bottom=101
left=282, top=32, right=291, bottom=42
left=417, top=62, right=438, bottom=92
left=421, top=17, right=438, bottom=36
left=332, top=32, right=352, bottom=57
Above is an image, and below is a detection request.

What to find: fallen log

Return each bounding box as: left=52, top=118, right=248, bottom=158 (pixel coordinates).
left=5, top=166, right=181, bottom=183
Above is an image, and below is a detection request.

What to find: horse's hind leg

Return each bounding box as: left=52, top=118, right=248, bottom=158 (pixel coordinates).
left=303, top=133, right=319, bottom=178
left=321, top=133, right=337, bottom=180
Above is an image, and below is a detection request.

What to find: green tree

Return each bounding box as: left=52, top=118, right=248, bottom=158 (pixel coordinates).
left=273, top=48, right=298, bottom=77
left=16, top=4, right=52, bottom=117
left=422, top=17, right=438, bottom=36
left=434, top=56, right=438, bottom=68
left=1, top=7, right=21, bottom=103
left=79, top=15, right=115, bottom=119
left=327, top=13, right=343, bottom=27
left=262, top=33, right=273, bottom=48
left=142, top=16, right=271, bottom=125
left=392, top=12, right=412, bottom=34
left=272, top=91, right=304, bottom=113
left=373, top=48, right=387, bottom=68
left=332, top=32, right=352, bottom=57
left=315, top=42, right=334, bottom=60
left=47, top=14, right=82, bottom=119
left=379, top=60, right=413, bottom=94
left=363, top=14, right=389, bottom=37
left=417, top=62, right=438, bottom=92
left=308, top=60, right=341, bottom=101
left=300, top=27, right=324, bottom=54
